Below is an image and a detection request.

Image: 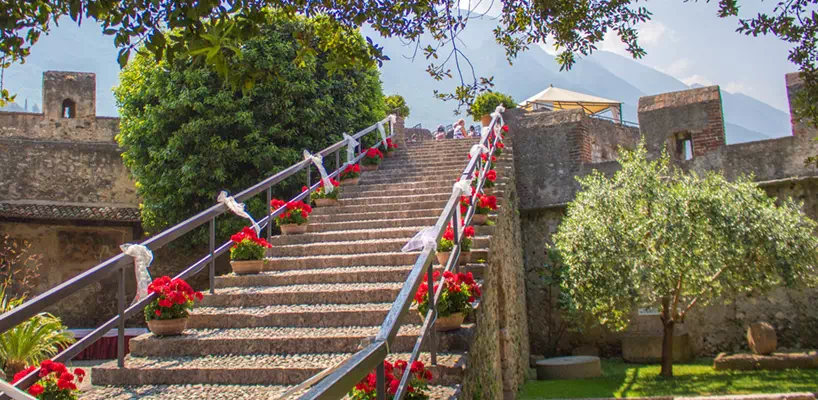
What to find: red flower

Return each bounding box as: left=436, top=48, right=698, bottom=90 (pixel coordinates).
left=57, top=378, right=77, bottom=390
left=12, top=366, right=37, bottom=383
left=302, top=185, right=309, bottom=192
left=154, top=309, right=162, bottom=317
left=463, top=225, right=475, bottom=238
left=410, top=360, right=424, bottom=373
left=365, top=147, right=384, bottom=159
left=158, top=298, right=172, bottom=308
left=486, top=170, right=497, bottom=182
left=502, top=125, right=509, bottom=133
left=27, top=384, right=44, bottom=396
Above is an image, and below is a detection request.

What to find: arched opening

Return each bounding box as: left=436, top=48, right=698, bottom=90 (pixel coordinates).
left=61, top=99, right=76, bottom=119
left=674, top=132, right=693, bottom=160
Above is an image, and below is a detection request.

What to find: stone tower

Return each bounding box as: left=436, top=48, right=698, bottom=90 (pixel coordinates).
left=42, top=71, right=97, bottom=120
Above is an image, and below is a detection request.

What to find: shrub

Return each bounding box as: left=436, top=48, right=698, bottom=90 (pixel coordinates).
left=307, top=178, right=341, bottom=201
left=438, top=224, right=475, bottom=252
left=340, top=164, right=361, bottom=181
left=349, top=360, right=431, bottom=399
left=270, top=199, right=313, bottom=226
left=469, top=92, right=515, bottom=120
left=384, top=95, right=410, bottom=119
left=115, top=12, right=386, bottom=245
left=229, top=227, right=272, bottom=261
left=414, top=271, right=481, bottom=317
left=0, top=286, right=74, bottom=377
left=13, top=360, right=85, bottom=399
left=361, top=148, right=384, bottom=166
left=144, top=276, right=203, bottom=321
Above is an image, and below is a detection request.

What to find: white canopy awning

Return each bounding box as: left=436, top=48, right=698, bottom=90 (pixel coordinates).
left=519, top=86, right=622, bottom=122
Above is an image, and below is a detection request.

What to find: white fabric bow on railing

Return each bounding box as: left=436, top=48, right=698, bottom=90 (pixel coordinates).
left=401, top=226, right=438, bottom=252
left=218, top=191, right=261, bottom=235
left=120, top=243, right=153, bottom=305
left=469, top=144, right=489, bottom=160
left=342, top=133, right=359, bottom=164
left=452, top=178, right=472, bottom=237
left=376, top=121, right=389, bottom=148
left=303, top=150, right=335, bottom=195
left=491, top=105, right=506, bottom=138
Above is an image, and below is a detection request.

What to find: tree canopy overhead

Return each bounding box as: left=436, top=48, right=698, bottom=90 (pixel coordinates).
left=1, top=0, right=816, bottom=124
left=114, top=12, right=385, bottom=244
left=553, top=144, right=818, bottom=377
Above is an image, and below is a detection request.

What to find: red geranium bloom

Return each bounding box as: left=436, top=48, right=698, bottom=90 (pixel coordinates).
left=502, top=125, right=509, bottom=133
left=12, top=366, right=37, bottom=383
left=27, top=384, right=44, bottom=396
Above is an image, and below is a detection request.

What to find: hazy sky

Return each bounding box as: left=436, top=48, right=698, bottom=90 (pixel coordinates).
left=1, top=2, right=799, bottom=116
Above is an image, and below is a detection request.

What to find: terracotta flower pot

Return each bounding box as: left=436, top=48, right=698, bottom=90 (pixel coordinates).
left=385, top=151, right=395, bottom=158
left=280, top=223, right=308, bottom=235
left=481, top=114, right=492, bottom=127
left=148, top=317, right=189, bottom=336
left=437, top=251, right=470, bottom=266
left=482, top=187, right=494, bottom=196
left=361, top=163, right=379, bottom=172
left=230, top=259, right=265, bottom=275
left=340, top=177, right=359, bottom=186
left=472, top=213, right=489, bottom=225
left=434, top=312, right=466, bottom=332
left=314, top=198, right=339, bottom=207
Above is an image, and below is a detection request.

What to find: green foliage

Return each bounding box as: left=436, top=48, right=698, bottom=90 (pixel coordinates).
left=519, top=358, right=818, bottom=399
left=0, top=285, right=75, bottom=377
left=229, top=239, right=266, bottom=261
left=469, top=92, right=515, bottom=120
left=310, top=186, right=340, bottom=201
left=437, top=237, right=472, bottom=253
left=384, top=94, right=410, bottom=118
left=115, top=13, right=385, bottom=245
left=1, top=1, right=817, bottom=122
left=553, top=143, right=818, bottom=374
left=144, top=298, right=194, bottom=322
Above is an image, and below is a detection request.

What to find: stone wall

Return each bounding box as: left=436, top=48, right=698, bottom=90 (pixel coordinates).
left=0, top=221, right=137, bottom=326
left=0, top=138, right=137, bottom=206
left=510, top=74, right=818, bottom=357
left=0, top=112, right=118, bottom=142
left=461, top=141, right=530, bottom=400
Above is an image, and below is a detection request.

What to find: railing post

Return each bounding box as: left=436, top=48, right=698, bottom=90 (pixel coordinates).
left=451, top=212, right=460, bottom=274
left=117, top=266, right=125, bottom=368
left=376, top=361, right=385, bottom=400
left=427, top=264, right=437, bottom=366
left=306, top=164, right=311, bottom=189
left=209, top=216, right=215, bottom=295
left=266, top=187, right=272, bottom=242
left=335, top=149, right=341, bottom=172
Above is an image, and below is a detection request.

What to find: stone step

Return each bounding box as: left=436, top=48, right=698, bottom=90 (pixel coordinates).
left=307, top=216, right=439, bottom=232
left=360, top=165, right=512, bottom=183
left=377, top=159, right=512, bottom=172
left=383, top=151, right=512, bottom=164
left=338, top=193, right=451, bottom=207
left=188, top=302, right=423, bottom=328
left=82, top=383, right=459, bottom=399
left=201, top=282, right=403, bottom=307
left=310, top=208, right=443, bottom=223
left=128, top=324, right=473, bottom=357
left=311, top=200, right=446, bottom=215
left=267, top=225, right=495, bottom=245
left=268, top=237, right=491, bottom=257
left=264, top=250, right=489, bottom=270
left=91, top=353, right=465, bottom=386
left=214, top=261, right=486, bottom=289
left=358, top=172, right=510, bottom=188
left=340, top=184, right=507, bottom=200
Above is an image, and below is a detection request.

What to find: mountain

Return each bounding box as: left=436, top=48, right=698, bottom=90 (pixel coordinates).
left=374, top=18, right=789, bottom=144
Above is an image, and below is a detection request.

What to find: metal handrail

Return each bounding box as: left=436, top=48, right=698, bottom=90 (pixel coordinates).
left=296, top=111, right=504, bottom=399
left=0, top=115, right=396, bottom=396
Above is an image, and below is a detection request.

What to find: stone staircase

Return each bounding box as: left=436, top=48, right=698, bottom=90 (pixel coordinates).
left=86, top=138, right=511, bottom=399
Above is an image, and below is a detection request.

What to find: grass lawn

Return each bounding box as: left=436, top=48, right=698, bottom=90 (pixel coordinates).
left=520, top=358, right=818, bottom=399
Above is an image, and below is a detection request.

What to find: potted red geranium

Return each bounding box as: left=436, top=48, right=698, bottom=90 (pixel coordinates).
left=383, top=138, right=398, bottom=157
left=144, top=276, right=203, bottom=336
left=270, top=199, right=313, bottom=235
left=414, top=271, right=481, bottom=331
left=229, top=226, right=271, bottom=274
left=13, top=361, right=85, bottom=399
left=472, top=170, right=497, bottom=195
left=436, top=224, right=475, bottom=266
left=461, top=193, right=497, bottom=225
left=361, top=147, right=384, bottom=171
left=306, top=178, right=341, bottom=207
left=339, top=164, right=361, bottom=186
left=349, top=360, right=432, bottom=399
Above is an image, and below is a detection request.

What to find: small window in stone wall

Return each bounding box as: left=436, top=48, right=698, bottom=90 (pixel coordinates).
left=674, top=132, right=693, bottom=160
left=61, top=99, right=76, bottom=118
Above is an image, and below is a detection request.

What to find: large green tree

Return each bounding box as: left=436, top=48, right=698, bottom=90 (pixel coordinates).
left=553, top=144, right=818, bottom=377
left=1, top=1, right=816, bottom=124
left=114, top=12, right=385, bottom=243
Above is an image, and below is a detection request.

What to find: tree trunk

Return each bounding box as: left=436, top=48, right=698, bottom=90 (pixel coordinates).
left=660, top=296, right=675, bottom=377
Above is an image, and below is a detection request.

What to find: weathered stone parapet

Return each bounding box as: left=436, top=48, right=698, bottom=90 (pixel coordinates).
left=785, top=72, right=814, bottom=138
left=461, top=139, right=530, bottom=400
left=638, top=85, right=726, bottom=157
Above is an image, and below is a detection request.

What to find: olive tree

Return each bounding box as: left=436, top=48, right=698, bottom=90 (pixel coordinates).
left=553, top=144, right=818, bottom=377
